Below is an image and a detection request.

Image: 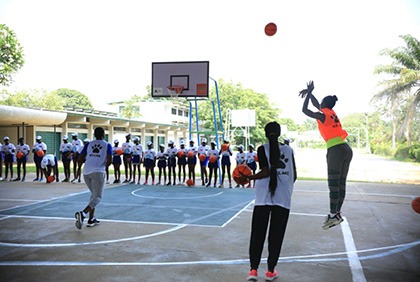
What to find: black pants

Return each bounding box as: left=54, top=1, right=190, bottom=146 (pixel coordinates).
left=249, top=205, right=290, bottom=272
left=326, top=143, right=353, bottom=213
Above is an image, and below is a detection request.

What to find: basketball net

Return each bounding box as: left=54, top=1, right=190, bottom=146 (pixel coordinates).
left=166, top=85, right=184, bottom=98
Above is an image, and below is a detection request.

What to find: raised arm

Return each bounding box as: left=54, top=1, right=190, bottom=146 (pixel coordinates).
left=300, top=81, right=325, bottom=122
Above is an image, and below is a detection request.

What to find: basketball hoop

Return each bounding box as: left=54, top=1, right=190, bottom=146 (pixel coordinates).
left=166, top=85, right=184, bottom=98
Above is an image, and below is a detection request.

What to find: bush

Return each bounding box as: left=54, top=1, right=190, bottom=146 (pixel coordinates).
left=395, top=144, right=420, bottom=162
left=371, top=142, right=395, bottom=157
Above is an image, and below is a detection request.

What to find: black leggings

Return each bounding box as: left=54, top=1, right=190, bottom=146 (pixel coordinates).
left=326, top=143, right=353, bottom=213
left=249, top=205, right=290, bottom=272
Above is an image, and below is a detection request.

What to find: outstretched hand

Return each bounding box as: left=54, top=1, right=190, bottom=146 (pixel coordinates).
left=298, top=80, right=314, bottom=98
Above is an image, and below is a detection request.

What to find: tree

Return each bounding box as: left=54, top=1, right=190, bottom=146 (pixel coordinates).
left=197, top=79, right=281, bottom=145
left=121, top=95, right=141, bottom=119
left=52, top=88, right=93, bottom=109
left=373, top=34, right=420, bottom=147
left=0, top=24, right=25, bottom=86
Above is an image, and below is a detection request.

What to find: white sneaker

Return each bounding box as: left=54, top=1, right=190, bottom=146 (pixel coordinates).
left=0, top=177, right=3, bottom=181
left=322, top=214, right=343, bottom=229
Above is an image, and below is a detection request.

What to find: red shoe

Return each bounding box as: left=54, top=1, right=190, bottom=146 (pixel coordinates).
left=247, top=269, right=258, bottom=281
left=265, top=270, right=278, bottom=281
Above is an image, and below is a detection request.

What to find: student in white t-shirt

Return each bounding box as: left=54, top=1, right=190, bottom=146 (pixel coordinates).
left=74, top=127, right=112, bottom=230
left=241, top=122, right=297, bottom=282
left=40, top=154, right=60, bottom=183
left=14, top=137, right=30, bottom=182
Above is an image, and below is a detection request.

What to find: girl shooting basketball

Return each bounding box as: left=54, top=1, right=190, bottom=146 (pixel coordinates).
left=300, top=80, right=353, bottom=229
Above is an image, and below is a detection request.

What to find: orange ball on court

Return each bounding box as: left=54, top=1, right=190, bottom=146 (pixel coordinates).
left=47, top=176, right=55, bottom=183
left=412, top=197, right=420, bottom=214
left=186, top=179, right=194, bottom=186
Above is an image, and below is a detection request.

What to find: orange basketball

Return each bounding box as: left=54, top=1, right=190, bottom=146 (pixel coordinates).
left=264, top=22, right=277, bottom=36
left=47, top=175, right=55, bottom=183
left=232, top=164, right=252, bottom=185
left=209, top=155, right=217, bottom=163
left=116, top=149, right=123, bottom=156
left=36, top=150, right=45, bottom=157
left=16, top=151, right=24, bottom=159
left=186, top=179, right=194, bottom=186
left=199, top=154, right=206, bottom=162
left=177, top=150, right=185, bottom=158
left=412, top=197, right=420, bottom=214
left=221, top=144, right=229, bottom=151
left=187, top=151, right=194, bottom=158
left=254, top=154, right=258, bottom=162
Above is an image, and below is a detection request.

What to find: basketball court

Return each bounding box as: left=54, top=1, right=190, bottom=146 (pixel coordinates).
left=0, top=177, right=419, bottom=281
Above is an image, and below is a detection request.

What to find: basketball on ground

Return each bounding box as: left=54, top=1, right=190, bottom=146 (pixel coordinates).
left=47, top=176, right=55, bottom=183
left=186, top=179, right=194, bottom=186
left=264, top=22, right=277, bottom=36
left=232, top=164, right=252, bottom=186
left=412, top=197, right=420, bottom=214
left=36, top=150, right=44, bottom=157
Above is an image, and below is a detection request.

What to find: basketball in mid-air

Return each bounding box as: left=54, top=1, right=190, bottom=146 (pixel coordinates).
left=264, top=22, right=277, bottom=36
left=47, top=176, right=55, bottom=183
left=232, top=164, right=252, bottom=186
left=36, top=150, right=45, bottom=157
left=412, top=197, right=420, bottom=214
left=186, top=179, right=194, bottom=186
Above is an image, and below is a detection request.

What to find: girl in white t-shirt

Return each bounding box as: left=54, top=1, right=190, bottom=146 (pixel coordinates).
left=240, top=122, right=297, bottom=282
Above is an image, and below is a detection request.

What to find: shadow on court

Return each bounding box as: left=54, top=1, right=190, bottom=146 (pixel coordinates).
left=0, top=179, right=419, bottom=282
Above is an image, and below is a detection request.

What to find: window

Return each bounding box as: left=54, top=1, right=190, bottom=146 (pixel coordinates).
left=171, top=108, right=177, bottom=115
left=178, top=109, right=183, bottom=116
left=184, top=111, right=189, bottom=117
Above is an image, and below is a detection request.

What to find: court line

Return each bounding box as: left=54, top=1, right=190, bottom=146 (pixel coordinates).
left=222, top=200, right=255, bottom=227
left=0, top=240, right=417, bottom=266
left=131, top=188, right=224, bottom=200
left=293, top=189, right=417, bottom=199
left=0, top=224, right=187, bottom=248
left=341, top=217, right=367, bottom=282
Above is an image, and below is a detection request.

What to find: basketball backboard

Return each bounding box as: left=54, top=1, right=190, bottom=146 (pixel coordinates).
left=152, top=61, right=209, bottom=98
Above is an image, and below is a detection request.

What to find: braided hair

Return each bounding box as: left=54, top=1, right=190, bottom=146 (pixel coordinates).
left=264, top=122, right=282, bottom=196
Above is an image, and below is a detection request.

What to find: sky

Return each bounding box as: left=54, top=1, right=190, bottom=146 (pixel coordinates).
left=1, top=0, right=420, bottom=123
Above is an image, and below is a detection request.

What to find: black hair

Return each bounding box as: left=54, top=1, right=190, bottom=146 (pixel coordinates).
left=264, top=121, right=281, bottom=196
left=321, top=95, right=338, bottom=109
left=94, top=127, right=105, bottom=139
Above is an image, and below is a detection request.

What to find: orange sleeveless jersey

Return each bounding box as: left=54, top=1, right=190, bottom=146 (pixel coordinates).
left=316, top=108, right=348, bottom=143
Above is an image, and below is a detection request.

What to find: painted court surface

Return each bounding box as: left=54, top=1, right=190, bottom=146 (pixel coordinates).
left=0, top=177, right=419, bottom=281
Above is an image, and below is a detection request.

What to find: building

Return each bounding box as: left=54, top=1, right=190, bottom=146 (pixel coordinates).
left=0, top=102, right=189, bottom=161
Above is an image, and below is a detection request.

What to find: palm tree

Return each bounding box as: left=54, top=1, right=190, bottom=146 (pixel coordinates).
left=372, top=34, right=420, bottom=147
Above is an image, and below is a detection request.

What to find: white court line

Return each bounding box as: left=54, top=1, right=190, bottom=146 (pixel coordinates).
left=0, top=240, right=418, bottom=266
left=294, top=189, right=417, bottom=199
left=341, top=217, right=367, bottom=282
left=131, top=188, right=224, bottom=200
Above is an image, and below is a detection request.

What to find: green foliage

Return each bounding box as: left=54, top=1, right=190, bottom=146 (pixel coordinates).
left=52, top=88, right=93, bottom=109
left=0, top=24, right=25, bottom=86
left=0, top=88, right=64, bottom=109
left=198, top=79, right=281, bottom=145
left=373, top=34, right=420, bottom=146
left=395, top=144, right=420, bottom=162
left=370, top=141, right=396, bottom=157
left=121, top=95, right=142, bottom=119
